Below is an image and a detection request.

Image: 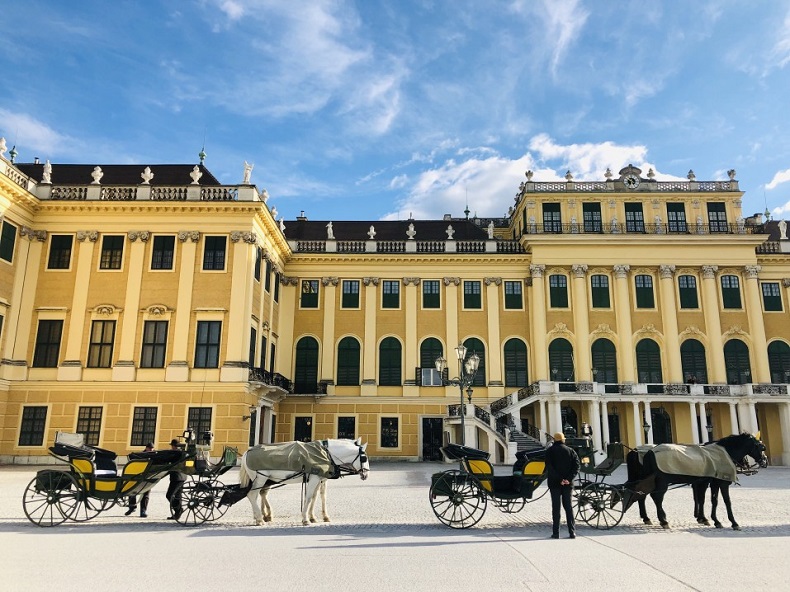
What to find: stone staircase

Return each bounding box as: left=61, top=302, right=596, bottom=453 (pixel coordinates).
left=509, top=429, right=545, bottom=454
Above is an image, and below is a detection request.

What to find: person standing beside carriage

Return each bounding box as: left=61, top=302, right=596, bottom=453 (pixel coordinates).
left=125, top=442, right=154, bottom=517
left=166, top=438, right=185, bottom=520
left=545, top=432, right=580, bottom=539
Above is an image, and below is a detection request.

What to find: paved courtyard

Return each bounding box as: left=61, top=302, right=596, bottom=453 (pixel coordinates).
left=1, top=461, right=788, bottom=591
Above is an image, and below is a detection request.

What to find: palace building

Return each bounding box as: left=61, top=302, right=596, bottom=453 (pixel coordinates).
left=1, top=141, right=789, bottom=465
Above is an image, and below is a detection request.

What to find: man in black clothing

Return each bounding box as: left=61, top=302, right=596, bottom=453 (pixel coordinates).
left=166, top=438, right=186, bottom=520
left=125, top=442, right=154, bottom=517
left=545, top=432, right=580, bottom=539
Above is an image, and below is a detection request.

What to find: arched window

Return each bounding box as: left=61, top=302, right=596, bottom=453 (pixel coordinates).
left=379, top=337, right=402, bottom=386
left=591, top=338, right=617, bottom=383
left=636, top=339, right=663, bottom=383
left=419, top=338, right=444, bottom=386
left=768, top=341, right=790, bottom=383
left=336, top=337, right=360, bottom=386
left=294, top=336, right=319, bottom=394
left=680, top=339, right=708, bottom=384
left=463, top=338, right=486, bottom=386
left=724, top=339, right=751, bottom=384
left=504, top=339, right=528, bottom=387
left=548, top=338, right=574, bottom=382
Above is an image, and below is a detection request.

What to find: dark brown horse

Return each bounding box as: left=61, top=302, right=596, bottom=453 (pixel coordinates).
left=625, top=433, right=767, bottom=529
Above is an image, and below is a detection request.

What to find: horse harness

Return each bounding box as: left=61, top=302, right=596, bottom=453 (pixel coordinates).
left=319, top=440, right=368, bottom=479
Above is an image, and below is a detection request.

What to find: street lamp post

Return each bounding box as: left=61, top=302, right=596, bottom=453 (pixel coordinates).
left=435, top=344, right=480, bottom=447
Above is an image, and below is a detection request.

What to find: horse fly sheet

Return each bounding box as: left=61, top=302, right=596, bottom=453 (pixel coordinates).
left=244, top=441, right=334, bottom=478
left=650, top=443, right=738, bottom=482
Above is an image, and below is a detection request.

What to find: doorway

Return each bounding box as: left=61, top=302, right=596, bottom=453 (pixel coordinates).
left=422, top=417, right=444, bottom=461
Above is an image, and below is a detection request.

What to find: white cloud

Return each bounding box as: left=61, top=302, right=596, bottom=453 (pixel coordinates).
left=0, top=109, right=72, bottom=156
left=765, top=168, right=790, bottom=190
left=389, top=174, right=408, bottom=189
left=528, top=134, right=648, bottom=179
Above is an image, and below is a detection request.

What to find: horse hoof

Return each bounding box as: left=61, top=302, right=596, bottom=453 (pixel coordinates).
left=661, top=523, right=669, bottom=529
left=323, top=517, right=331, bottom=523
left=302, top=520, right=310, bottom=526
left=643, top=519, right=653, bottom=525
left=263, top=517, right=272, bottom=523
left=732, top=525, right=741, bottom=531
left=698, top=519, right=710, bottom=526
left=715, top=523, right=723, bottom=529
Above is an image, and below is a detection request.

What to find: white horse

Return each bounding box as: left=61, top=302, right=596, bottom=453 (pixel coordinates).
left=238, top=438, right=369, bottom=526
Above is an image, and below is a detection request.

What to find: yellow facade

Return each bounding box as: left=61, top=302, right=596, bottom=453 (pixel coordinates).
left=1, top=154, right=790, bottom=465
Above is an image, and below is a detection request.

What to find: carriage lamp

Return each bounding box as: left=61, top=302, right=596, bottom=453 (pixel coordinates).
left=642, top=419, right=651, bottom=443
left=435, top=345, right=481, bottom=446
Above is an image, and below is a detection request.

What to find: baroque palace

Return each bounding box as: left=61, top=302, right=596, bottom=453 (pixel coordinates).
left=1, top=139, right=790, bottom=466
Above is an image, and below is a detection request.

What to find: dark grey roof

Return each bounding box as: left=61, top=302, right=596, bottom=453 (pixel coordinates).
left=285, top=219, right=490, bottom=242
left=15, top=163, right=221, bottom=186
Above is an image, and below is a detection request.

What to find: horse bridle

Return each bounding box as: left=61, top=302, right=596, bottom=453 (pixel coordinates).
left=735, top=439, right=768, bottom=475
left=322, top=441, right=369, bottom=479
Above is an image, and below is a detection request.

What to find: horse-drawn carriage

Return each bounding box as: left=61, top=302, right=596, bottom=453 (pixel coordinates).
left=22, top=429, right=238, bottom=527
left=429, top=433, right=767, bottom=531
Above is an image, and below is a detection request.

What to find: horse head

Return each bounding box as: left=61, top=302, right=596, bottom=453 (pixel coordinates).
left=722, top=433, right=768, bottom=472
left=746, top=434, right=768, bottom=469
left=328, top=438, right=370, bottom=480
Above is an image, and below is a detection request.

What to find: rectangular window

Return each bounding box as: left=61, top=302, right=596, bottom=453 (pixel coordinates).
left=338, top=416, right=356, bottom=439
left=504, top=281, right=523, bottom=309
left=549, top=275, right=568, bottom=308
left=422, top=280, right=440, bottom=309
left=87, top=320, right=116, bottom=368
left=151, top=235, right=175, bottom=270
left=721, top=275, right=742, bottom=309
left=463, top=280, right=482, bottom=309
left=187, top=407, right=213, bottom=437
left=269, top=343, right=276, bottom=375
left=382, top=280, right=400, bottom=308
left=202, top=236, right=226, bottom=270
left=264, top=259, right=272, bottom=292
left=707, top=202, right=728, bottom=233
left=260, top=336, right=267, bottom=369
left=0, top=220, right=17, bottom=263
left=635, top=275, right=655, bottom=308
left=542, top=203, right=562, bottom=233
left=380, top=417, right=399, bottom=448
left=421, top=368, right=443, bottom=386
left=249, top=327, right=257, bottom=368
left=33, top=319, right=63, bottom=368
left=591, top=275, right=610, bottom=308
left=342, top=280, right=360, bottom=308
left=678, top=275, right=699, bottom=309
left=625, top=203, right=645, bottom=233
left=130, top=407, right=157, bottom=447
left=254, top=247, right=262, bottom=281
left=300, top=280, right=319, bottom=308
left=666, top=203, right=687, bottom=233
left=47, top=235, right=73, bottom=269
left=140, top=320, right=168, bottom=368
left=99, top=235, right=124, bottom=270
left=273, top=272, right=280, bottom=302
left=195, top=320, right=221, bottom=368
left=582, top=203, right=602, bottom=233
left=762, top=282, right=782, bottom=311
left=19, top=406, right=47, bottom=446
left=76, top=407, right=103, bottom=446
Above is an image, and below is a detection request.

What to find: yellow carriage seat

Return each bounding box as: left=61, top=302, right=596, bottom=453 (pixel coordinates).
left=120, top=459, right=151, bottom=494
left=464, top=458, right=495, bottom=492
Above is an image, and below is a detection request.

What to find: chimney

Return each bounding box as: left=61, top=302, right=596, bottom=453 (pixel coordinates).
left=443, top=214, right=452, bottom=221
left=34, top=157, right=40, bottom=164
left=297, top=210, right=308, bottom=221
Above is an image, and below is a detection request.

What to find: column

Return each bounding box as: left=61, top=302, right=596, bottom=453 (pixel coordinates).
left=538, top=399, right=548, bottom=439
left=113, top=231, right=148, bottom=381
left=600, top=400, right=610, bottom=446
left=778, top=402, right=790, bottom=465
left=613, top=265, right=635, bottom=382
left=484, top=277, right=503, bottom=388
left=444, top=276, right=460, bottom=355
left=728, top=402, right=739, bottom=434
left=58, top=231, right=98, bottom=380
left=403, top=277, right=419, bottom=396
left=320, top=277, right=338, bottom=387
left=221, top=232, right=257, bottom=381
left=361, top=277, right=379, bottom=396
left=700, top=265, right=726, bottom=382
left=743, top=265, right=770, bottom=382
left=632, top=401, right=643, bottom=446
left=698, top=402, right=710, bottom=443
left=658, top=265, right=682, bottom=382
left=571, top=264, right=591, bottom=380
left=689, top=401, right=699, bottom=444
left=276, top=276, right=298, bottom=380
left=643, top=401, right=653, bottom=444
left=587, top=399, right=603, bottom=458
left=529, top=265, right=547, bottom=379
left=166, top=231, right=199, bottom=381
left=550, top=397, right=562, bottom=435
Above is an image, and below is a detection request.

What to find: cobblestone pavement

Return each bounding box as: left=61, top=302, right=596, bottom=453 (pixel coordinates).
left=1, top=462, right=789, bottom=591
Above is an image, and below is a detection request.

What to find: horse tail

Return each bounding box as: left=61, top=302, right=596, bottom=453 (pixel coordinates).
left=239, top=452, right=250, bottom=489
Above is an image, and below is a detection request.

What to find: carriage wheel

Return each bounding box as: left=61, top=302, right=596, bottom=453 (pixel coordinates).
left=23, top=471, right=79, bottom=527
left=174, top=480, right=214, bottom=526
left=576, top=483, right=624, bottom=530
left=70, top=496, right=111, bottom=522
left=205, top=480, right=231, bottom=521
left=429, top=470, right=488, bottom=529
left=498, top=498, right=526, bottom=514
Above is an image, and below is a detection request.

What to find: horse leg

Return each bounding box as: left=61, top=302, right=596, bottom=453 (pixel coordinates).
left=261, top=487, right=272, bottom=523
left=652, top=492, right=669, bottom=528
left=709, top=484, right=724, bottom=529
left=693, top=482, right=710, bottom=526
left=637, top=498, right=652, bottom=525
left=319, top=479, right=330, bottom=522
left=302, top=475, right=321, bottom=525
left=718, top=483, right=740, bottom=531
left=246, top=483, right=264, bottom=526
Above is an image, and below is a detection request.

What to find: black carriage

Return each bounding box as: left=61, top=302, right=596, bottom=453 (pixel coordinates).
left=22, top=429, right=237, bottom=527
left=572, top=442, right=628, bottom=529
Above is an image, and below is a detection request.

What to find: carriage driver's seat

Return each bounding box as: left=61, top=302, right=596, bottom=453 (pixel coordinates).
left=463, top=458, right=513, bottom=494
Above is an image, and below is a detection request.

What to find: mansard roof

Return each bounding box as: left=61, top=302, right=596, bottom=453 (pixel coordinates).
left=286, top=219, right=490, bottom=241
left=15, top=163, right=221, bottom=186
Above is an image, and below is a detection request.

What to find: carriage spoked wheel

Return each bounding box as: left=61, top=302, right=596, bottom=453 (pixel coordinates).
left=190, top=478, right=229, bottom=522
left=575, top=483, right=624, bottom=530
left=23, top=471, right=80, bottom=527
left=429, top=470, right=488, bottom=529
left=496, top=497, right=526, bottom=514
left=174, top=480, right=214, bottom=526
left=70, top=495, right=110, bottom=522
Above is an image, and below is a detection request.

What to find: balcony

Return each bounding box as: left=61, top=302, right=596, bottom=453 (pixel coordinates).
left=248, top=367, right=293, bottom=392
left=523, top=222, right=759, bottom=236
left=35, top=183, right=262, bottom=202
left=291, top=238, right=525, bottom=254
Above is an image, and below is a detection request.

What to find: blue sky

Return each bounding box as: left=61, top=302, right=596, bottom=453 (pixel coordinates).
left=2, top=0, right=790, bottom=223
